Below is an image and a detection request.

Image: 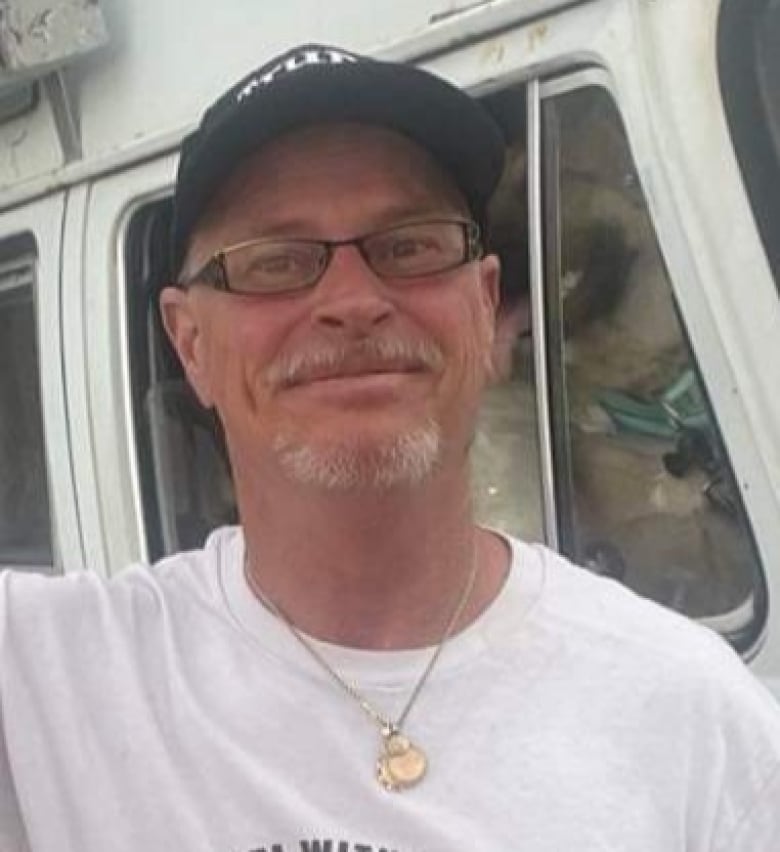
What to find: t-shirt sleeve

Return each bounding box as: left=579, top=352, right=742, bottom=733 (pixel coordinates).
left=716, top=762, right=780, bottom=852
left=700, top=634, right=780, bottom=852
left=0, top=575, right=31, bottom=850
left=0, top=725, right=31, bottom=852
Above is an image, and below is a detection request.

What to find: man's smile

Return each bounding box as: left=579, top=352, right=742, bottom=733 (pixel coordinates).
left=279, top=362, right=431, bottom=408
left=267, top=338, right=443, bottom=394
left=282, top=358, right=428, bottom=387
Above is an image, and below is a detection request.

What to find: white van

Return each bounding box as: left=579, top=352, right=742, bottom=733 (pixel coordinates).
left=1, top=0, right=779, bottom=697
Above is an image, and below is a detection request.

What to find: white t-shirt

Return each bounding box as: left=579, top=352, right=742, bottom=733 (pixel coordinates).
left=1, top=527, right=779, bottom=852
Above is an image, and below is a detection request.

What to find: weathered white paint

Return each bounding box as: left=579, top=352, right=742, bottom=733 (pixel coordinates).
left=0, top=0, right=107, bottom=79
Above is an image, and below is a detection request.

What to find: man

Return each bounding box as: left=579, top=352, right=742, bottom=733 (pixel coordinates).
left=1, top=44, right=779, bottom=852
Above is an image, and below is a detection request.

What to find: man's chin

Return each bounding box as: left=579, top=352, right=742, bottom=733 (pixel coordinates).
left=272, top=422, right=442, bottom=491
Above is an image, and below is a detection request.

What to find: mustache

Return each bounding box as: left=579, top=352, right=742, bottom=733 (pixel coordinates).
left=266, top=337, right=445, bottom=388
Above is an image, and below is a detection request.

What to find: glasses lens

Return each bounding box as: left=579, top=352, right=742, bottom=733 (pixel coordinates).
left=225, top=240, right=327, bottom=294
left=364, top=221, right=468, bottom=279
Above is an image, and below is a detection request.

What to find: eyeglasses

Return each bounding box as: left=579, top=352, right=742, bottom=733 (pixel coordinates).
left=178, top=219, right=482, bottom=296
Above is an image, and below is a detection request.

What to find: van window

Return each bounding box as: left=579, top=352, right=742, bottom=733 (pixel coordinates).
left=540, top=83, right=764, bottom=649
left=0, top=234, right=54, bottom=570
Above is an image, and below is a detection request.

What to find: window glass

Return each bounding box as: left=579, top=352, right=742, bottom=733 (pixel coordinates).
left=0, top=234, right=54, bottom=570
left=472, top=87, right=544, bottom=542
left=543, top=85, right=763, bottom=641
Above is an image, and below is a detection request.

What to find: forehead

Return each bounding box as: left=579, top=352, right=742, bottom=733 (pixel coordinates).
left=193, top=123, right=468, bottom=243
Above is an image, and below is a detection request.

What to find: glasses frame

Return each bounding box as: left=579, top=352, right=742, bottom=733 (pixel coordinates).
left=177, top=218, right=483, bottom=295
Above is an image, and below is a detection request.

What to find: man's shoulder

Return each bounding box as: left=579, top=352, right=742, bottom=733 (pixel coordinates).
left=508, top=537, right=768, bottom=696
left=508, top=537, right=780, bottom=753
left=0, top=525, right=241, bottom=646
left=505, top=539, right=780, bottom=849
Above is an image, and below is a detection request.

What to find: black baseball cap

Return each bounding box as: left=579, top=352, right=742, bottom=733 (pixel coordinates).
left=170, top=43, right=506, bottom=277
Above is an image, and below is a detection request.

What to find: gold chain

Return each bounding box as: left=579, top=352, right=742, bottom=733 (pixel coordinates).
left=244, top=550, right=478, bottom=734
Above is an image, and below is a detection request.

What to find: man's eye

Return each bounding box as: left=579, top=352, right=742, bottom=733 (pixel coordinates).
left=390, top=237, right=440, bottom=258
left=250, top=250, right=308, bottom=276
left=258, top=255, right=295, bottom=273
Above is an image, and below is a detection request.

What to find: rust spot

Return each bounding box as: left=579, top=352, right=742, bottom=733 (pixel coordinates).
left=481, top=40, right=505, bottom=65
left=528, top=22, right=549, bottom=51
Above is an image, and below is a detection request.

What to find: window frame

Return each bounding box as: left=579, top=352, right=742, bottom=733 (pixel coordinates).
left=531, top=70, right=768, bottom=652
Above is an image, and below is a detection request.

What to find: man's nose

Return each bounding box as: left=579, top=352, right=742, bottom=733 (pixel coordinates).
left=311, top=245, right=394, bottom=333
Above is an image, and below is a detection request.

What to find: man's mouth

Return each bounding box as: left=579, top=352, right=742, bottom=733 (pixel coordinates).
left=283, top=359, right=426, bottom=388
left=268, top=339, right=443, bottom=391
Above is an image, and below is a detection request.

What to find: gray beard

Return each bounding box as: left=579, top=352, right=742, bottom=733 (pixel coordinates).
left=272, top=419, right=442, bottom=491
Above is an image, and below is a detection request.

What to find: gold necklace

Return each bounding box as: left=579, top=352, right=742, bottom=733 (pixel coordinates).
left=245, top=551, right=478, bottom=792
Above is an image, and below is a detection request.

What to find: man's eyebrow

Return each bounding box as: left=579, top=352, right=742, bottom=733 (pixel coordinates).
left=238, top=217, right=321, bottom=238
left=367, top=203, right=468, bottom=227
left=231, top=204, right=468, bottom=241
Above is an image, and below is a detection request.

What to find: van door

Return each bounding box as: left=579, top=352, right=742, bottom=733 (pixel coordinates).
left=0, top=195, right=83, bottom=574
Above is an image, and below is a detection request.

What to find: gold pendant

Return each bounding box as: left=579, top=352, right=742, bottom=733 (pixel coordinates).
left=376, top=726, right=427, bottom=791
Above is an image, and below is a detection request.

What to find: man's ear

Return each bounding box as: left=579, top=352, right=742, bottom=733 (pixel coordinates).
left=158, top=285, right=215, bottom=408
left=476, top=254, right=501, bottom=382
left=479, top=253, right=502, bottom=317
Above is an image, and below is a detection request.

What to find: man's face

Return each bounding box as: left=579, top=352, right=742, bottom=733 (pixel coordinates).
left=161, top=124, right=500, bottom=491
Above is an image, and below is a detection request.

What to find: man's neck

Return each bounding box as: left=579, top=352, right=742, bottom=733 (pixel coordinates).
left=238, top=466, right=510, bottom=650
